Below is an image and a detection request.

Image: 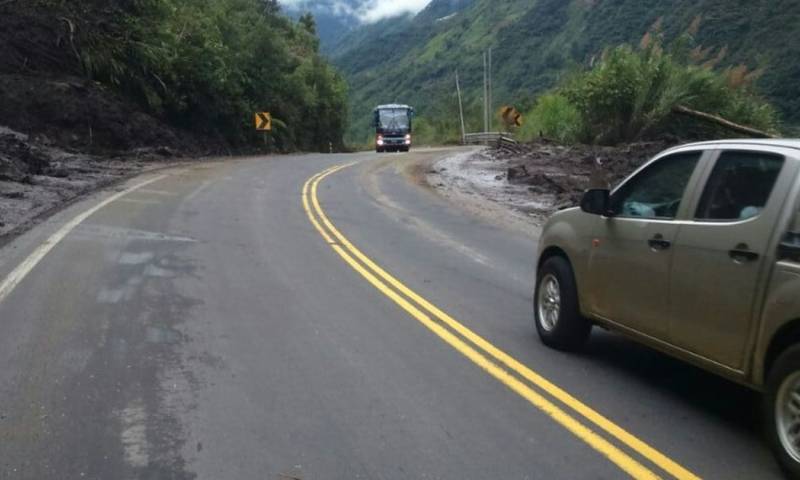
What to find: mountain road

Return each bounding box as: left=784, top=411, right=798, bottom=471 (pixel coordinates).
left=0, top=148, right=783, bottom=479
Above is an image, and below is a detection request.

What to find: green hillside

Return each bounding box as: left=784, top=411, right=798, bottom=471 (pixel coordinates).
left=1, top=0, right=348, bottom=152
left=331, top=0, right=800, bottom=144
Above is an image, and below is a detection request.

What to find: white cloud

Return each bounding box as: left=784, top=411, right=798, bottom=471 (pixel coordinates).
left=280, top=0, right=432, bottom=23
left=355, top=0, right=431, bottom=23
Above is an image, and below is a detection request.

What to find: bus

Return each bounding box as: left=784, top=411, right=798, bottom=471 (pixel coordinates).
left=373, top=104, right=415, bottom=152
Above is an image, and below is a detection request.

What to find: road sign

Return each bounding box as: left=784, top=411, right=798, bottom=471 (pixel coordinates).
left=255, top=112, right=272, bottom=131
left=500, top=106, right=523, bottom=128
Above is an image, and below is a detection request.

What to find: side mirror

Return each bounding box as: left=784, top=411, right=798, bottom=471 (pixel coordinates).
left=580, top=189, right=611, bottom=216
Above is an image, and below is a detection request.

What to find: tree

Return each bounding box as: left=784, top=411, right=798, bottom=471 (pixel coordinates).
left=299, top=12, right=317, bottom=36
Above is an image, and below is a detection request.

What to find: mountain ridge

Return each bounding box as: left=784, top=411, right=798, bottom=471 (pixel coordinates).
left=330, top=0, right=800, bottom=143
left=281, top=0, right=362, bottom=51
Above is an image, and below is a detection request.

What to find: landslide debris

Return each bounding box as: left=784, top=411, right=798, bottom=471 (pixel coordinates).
left=492, top=140, right=670, bottom=212
left=0, top=126, right=170, bottom=238
left=428, top=140, right=671, bottom=225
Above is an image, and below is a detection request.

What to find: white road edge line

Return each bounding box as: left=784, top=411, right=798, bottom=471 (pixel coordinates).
left=0, top=174, right=168, bottom=305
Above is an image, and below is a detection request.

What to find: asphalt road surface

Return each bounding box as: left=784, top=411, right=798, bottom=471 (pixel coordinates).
left=0, top=149, right=786, bottom=479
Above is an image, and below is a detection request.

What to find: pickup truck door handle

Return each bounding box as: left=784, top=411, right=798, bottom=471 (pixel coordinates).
left=648, top=234, right=671, bottom=251
left=729, top=243, right=759, bottom=263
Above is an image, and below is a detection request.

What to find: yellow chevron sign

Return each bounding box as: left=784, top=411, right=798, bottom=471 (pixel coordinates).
left=500, top=106, right=523, bottom=127
left=255, top=112, right=272, bottom=131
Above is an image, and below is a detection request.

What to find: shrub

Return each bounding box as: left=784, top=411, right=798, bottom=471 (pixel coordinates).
left=412, top=116, right=463, bottom=145
left=536, top=25, right=781, bottom=145
left=519, top=93, right=583, bottom=143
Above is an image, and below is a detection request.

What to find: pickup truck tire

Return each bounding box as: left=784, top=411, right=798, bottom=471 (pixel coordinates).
left=534, top=256, right=591, bottom=351
left=765, top=344, right=800, bottom=478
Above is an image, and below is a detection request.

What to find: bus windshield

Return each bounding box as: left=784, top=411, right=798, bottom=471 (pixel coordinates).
left=378, top=109, right=410, bottom=130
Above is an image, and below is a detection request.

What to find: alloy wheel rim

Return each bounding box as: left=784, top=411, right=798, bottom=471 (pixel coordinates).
left=776, top=371, right=800, bottom=463
left=537, top=274, right=561, bottom=332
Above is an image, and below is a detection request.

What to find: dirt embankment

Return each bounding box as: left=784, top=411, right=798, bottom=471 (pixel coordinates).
left=427, top=141, right=669, bottom=227
left=0, top=2, right=207, bottom=154
left=0, top=2, right=219, bottom=239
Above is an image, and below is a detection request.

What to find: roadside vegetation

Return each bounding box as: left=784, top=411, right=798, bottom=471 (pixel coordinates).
left=404, top=20, right=783, bottom=148
left=4, top=0, right=348, bottom=152
left=334, top=0, right=798, bottom=146
left=519, top=20, right=781, bottom=145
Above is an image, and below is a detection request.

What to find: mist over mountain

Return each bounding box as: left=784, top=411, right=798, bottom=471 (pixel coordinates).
left=280, top=0, right=437, bottom=51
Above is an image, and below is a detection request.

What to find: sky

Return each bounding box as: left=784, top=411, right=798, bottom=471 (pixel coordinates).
left=280, top=0, right=433, bottom=23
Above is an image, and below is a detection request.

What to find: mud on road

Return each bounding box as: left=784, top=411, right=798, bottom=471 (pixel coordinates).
left=0, top=126, right=186, bottom=241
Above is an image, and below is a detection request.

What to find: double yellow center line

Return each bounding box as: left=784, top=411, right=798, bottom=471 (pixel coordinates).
left=302, top=163, right=701, bottom=480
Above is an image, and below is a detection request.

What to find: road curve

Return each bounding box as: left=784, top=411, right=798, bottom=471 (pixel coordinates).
left=0, top=150, right=784, bottom=479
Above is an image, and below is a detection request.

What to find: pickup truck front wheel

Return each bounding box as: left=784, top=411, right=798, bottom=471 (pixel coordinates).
left=765, top=344, right=800, bottom=477
left=534, top=256, right=591, bottom=351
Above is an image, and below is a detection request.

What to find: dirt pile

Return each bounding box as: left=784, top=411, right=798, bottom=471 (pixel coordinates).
left=493, top=140, right=670, bottom=211
left=427, top=141, right=672, bottom=228
left=0, top=126, right=175, bottom=239
left=0, top=127, right=53, bottom=182
left=0, top=74, right=200, bottom=154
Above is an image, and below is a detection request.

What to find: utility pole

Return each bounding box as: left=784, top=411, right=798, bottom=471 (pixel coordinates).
left=455, top=70, right=466, bottom=144
left=488, top=47, right=493, bottom=133
left=483, top=51, right=488, bottom=134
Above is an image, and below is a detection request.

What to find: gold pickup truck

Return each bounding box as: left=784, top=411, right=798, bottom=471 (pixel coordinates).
left=534, top=139, right=800, bottom=476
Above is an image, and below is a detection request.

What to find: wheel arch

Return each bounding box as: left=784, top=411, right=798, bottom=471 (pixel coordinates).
left=764, top=319, right=800, bottom=383
left=537, top=246, right=572, bottom=273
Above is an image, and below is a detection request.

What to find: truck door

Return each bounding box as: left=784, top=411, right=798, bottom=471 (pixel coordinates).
left=668, top=150, right=793, bottom=370
left=586, top=151, right=704, bottom=338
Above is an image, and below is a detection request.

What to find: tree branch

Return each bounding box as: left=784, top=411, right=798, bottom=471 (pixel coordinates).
left=673, top=105, right=776, bottom=138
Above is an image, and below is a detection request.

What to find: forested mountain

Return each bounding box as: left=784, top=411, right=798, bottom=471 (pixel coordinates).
left=330, top=0, right=800, bottom=143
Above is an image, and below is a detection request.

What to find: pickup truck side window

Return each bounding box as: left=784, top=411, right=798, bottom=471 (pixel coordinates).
left=609, top=152, right=701, bottom=219
left=695, top=151, right=784, bottom=221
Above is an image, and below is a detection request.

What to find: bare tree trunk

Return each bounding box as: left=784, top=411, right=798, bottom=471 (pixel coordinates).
left=673, top=105, right=776, bottom=138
